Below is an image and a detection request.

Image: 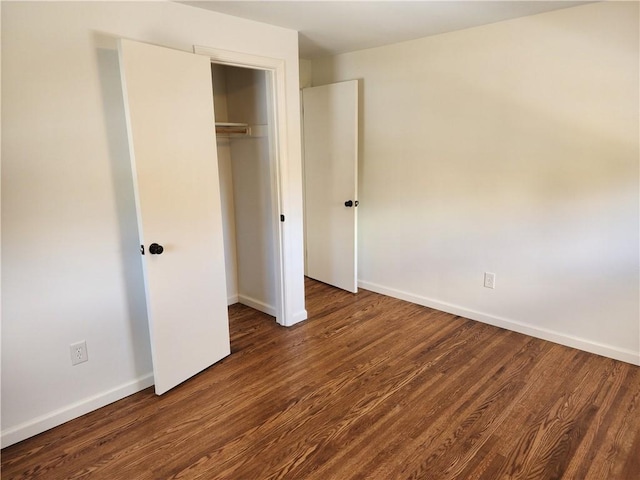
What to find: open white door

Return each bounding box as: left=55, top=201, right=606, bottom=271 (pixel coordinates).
left=118, top=39, right=230, bottom=395
left=303, top=80, right=358, bottom=293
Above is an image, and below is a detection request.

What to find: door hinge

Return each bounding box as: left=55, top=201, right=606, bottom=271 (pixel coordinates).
left=280, top=214, right=285, bottom=222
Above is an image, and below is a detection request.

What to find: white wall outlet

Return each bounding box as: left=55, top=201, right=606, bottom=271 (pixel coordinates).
left=484, top=272, right=496, bottom=289
left=70, top=341, right=88, bottom=365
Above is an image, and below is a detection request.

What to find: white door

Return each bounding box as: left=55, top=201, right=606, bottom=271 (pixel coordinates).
left=303, top=81, right=359, bottom=293
left=118, top=39, right=230, bottom=395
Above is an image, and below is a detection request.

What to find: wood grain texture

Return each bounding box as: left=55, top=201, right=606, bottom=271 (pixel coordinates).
left=2, top=278, right=639, bottom=479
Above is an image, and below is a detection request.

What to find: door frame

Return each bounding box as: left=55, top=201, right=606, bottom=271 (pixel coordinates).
left=194, top=45, right=287, bottom=326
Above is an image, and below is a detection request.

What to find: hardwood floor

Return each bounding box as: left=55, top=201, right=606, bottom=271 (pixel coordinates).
left=2, top=278, right=639, bottom=479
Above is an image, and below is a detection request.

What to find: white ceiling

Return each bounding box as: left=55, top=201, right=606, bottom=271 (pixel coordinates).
left=181, top=1, right=592, bottom=58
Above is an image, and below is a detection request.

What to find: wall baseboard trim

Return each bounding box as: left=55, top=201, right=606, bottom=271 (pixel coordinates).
left=359, top=280, right=640, bottom=366
left=287, top=309, right=308, bottom=327
left=236, top=296, right=308, bottom=327
left=238, top=294, right=276, bottom=317
left=1, top=373, right=154, bottom=448
left=227, top=294, right=239, bottom=306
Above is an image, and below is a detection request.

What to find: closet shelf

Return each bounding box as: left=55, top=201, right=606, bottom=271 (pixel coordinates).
left=215, top=122, right=250, bottom=136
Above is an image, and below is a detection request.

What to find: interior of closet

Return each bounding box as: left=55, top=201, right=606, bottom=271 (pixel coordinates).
left=211, top=63, right=277, bottom=317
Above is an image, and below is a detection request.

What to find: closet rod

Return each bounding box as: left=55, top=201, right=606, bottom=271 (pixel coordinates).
left=215, top=122, right=250, bottom=136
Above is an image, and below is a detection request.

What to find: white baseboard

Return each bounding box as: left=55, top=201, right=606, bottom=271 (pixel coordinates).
left=234, top=295, right=307, bottom=327
left=238, top=294, right=276, bottom=317
left=1, top=373, right=154, bottom=448
left=359, top=280, right=640, bottom=366
left=227, top=294, right=239, bottom=305
left=287, top=309, right=308, bottom=327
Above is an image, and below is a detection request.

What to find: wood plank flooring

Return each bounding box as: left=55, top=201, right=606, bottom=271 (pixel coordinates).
left=2, top=278, right=639, bottom=479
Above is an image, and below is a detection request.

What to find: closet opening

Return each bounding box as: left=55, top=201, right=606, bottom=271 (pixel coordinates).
left=211, top=62, right=283, bottom=324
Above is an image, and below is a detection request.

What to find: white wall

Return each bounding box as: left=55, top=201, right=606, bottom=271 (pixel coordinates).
left=299, top=58, right=312, bottom=89
left=311, top=2, right=639, bottom=364
left=1, top=1, right=306, bottom=447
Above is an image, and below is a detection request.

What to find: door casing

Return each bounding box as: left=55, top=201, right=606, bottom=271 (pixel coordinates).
left=194, top=45, right=287, bottom=326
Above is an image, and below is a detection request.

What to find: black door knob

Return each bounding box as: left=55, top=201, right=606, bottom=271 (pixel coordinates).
left=149, top=243, right=164, bottom=255
left=345, top=200, right=354, bottom=207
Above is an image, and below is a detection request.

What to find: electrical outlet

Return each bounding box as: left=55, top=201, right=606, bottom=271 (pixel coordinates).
left=484, top=272, right=496, bottom=289
left=70, top=341, right=88, bottom=366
